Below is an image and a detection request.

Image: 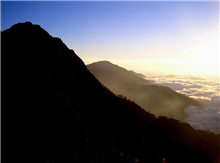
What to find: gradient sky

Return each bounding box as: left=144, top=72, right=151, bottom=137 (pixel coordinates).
left=1, top=1, right=219, bottom=76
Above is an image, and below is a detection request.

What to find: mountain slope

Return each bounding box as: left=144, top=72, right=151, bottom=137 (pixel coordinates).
left=2, top=22, right=220, bottom=163
left=87, top=61, right=200, bottom=120
left=129, top=70, right=147, bottom=78
left=87, top=61, right=150, bottom=86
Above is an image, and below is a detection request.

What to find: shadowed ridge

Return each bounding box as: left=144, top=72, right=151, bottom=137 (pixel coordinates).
left=129, top=70, right=146, bottom=78
left=8, top=21, right=33, bottom=29
left=88, top=60, right=129, bottom=72
left=4, top=21, right=51, bottom=39
left=91, top=60, right=113, bottom=65
left=2, top=22, right=220, bottom=163
left=87, top=60, right=201, bottom=120
left=87, top=60, right=151, bottom=86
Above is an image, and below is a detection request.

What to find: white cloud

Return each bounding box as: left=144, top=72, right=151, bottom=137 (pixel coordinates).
left=183, top=96, right=220, bottom=134
left=147, top=75, right=220, bottom=133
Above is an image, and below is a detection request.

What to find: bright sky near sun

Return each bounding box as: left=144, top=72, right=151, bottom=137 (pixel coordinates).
left=1, top=1, right=219, bottom=77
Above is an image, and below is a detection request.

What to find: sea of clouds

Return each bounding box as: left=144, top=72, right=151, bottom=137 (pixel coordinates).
left=147, top=75, right=220, bottom=134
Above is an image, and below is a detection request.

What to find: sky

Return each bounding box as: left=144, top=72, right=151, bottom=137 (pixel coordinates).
left=1, top=1, right=219, bottom=77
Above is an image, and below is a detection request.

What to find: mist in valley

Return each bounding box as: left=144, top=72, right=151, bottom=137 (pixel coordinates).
left=2, top=1, right=220, bottom=162
left=148, top=74, right=220, bottom=133
left=87, top=61, right=219, bottom=133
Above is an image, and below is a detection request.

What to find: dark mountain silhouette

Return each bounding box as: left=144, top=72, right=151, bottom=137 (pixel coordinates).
left=2, top=22, right=220, bottom=163
left=87, top=61, right=200, bottom=120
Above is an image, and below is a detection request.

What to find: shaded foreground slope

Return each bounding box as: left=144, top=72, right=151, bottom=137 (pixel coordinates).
left=87, top=61, right=200, bottom=120
left=2, top=22, right=220, bottom=163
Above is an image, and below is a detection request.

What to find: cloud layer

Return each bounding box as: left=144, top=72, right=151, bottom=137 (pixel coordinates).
left=147, top=75, right=220, bottom=133
left=184, top=95, right=220, bottom=133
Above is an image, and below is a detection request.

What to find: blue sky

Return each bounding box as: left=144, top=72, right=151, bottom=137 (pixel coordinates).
left=1, top=1, right=219, bottom=76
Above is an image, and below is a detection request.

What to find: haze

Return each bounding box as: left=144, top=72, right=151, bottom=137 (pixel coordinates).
left=1, top=1, right=219, bottom=77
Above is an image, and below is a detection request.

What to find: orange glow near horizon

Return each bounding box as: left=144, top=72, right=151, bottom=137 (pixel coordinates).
left=82, top=24, right=219, bottom=78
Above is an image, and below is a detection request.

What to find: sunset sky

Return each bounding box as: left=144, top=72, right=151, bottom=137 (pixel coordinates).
left=1, top=1, right=219, bottom=76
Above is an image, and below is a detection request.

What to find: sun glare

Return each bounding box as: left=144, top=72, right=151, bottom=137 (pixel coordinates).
left=187, top=37, right=219, bottom=76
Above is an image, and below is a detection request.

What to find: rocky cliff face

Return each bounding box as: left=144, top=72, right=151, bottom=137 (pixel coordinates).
left=2, top=22, right=220, bottom=163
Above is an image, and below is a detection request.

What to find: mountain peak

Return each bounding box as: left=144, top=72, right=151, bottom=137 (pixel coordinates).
left=3, top=22, right=220, bottom=163
left=11, top=21, right=33, bottom=27
left=6, top=21, right=38, bottom=31
left=87, top=60, right=151, bottom=86
left=90, top=60, right=115, bottom=66
left=87, top=61, right=201, bottom=119
left=3, top=22, right=52, bottom=43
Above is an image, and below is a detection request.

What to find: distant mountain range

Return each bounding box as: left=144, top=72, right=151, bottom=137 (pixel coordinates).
left=87, top=61, right=200, bottom=120
left=2, top=22, right=220, bottom=163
